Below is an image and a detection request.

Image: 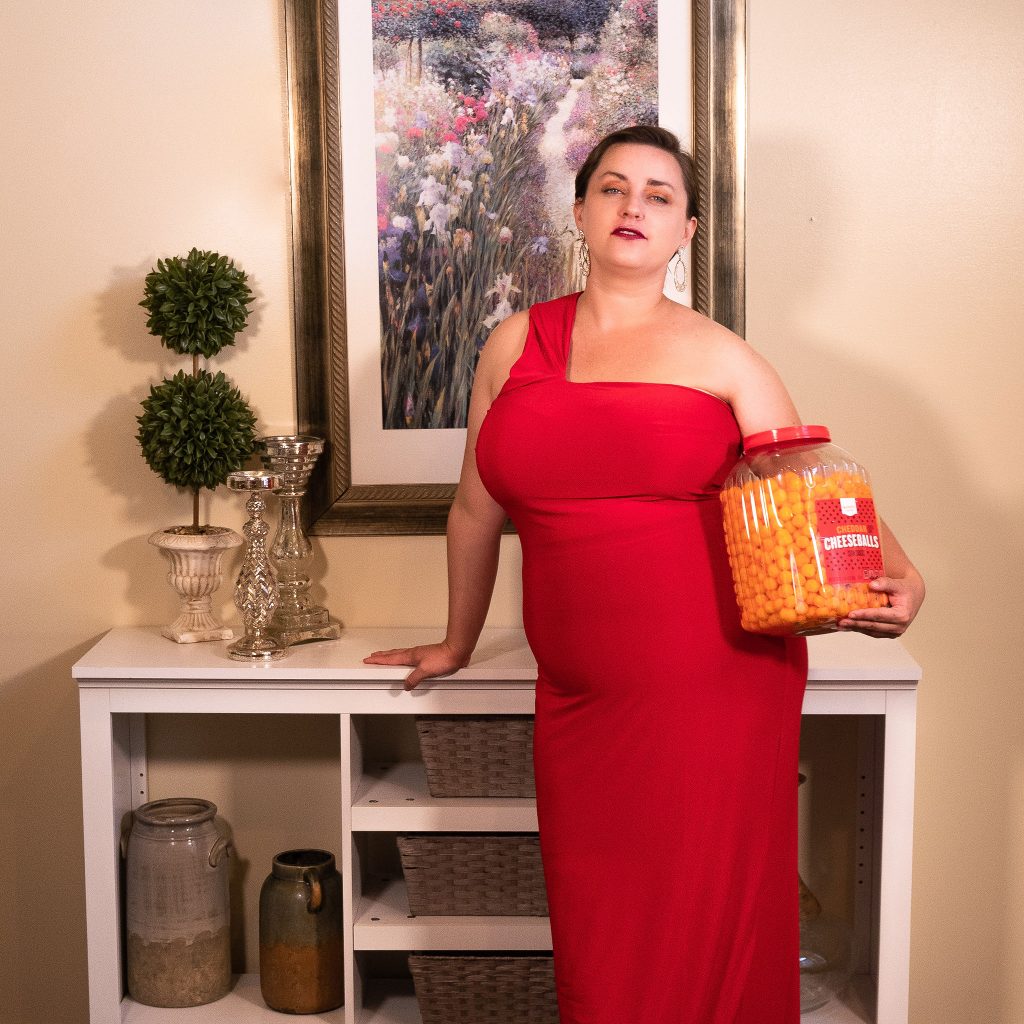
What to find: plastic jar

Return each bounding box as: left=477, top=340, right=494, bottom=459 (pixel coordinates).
left=720, top=425, right=888, bottom=636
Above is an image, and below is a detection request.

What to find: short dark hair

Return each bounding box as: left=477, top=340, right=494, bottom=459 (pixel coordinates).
left=574, top=125, right=700, bottom=221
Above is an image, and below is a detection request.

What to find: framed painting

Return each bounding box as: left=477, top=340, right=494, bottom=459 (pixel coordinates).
left=284, top=0, right=745, bottom=534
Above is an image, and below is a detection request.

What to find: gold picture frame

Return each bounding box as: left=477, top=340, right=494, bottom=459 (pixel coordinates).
left=284, top=0, right=746, bottom=535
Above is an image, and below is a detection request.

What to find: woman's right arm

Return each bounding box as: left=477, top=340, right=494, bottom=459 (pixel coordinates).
left=363, top=312, right=529, bottom=689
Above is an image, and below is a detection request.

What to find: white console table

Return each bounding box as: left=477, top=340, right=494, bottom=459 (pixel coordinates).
left=75, top=627, right=919, bottom=1024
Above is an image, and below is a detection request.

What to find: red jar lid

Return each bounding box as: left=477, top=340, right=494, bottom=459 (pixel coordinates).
left=742, top=424, right=831, bottom=455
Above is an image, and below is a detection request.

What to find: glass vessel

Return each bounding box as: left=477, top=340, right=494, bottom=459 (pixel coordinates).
left=227, top=470, right=286, bottom=661
left=254, top=434, right=342, bottom=645
left=799, top=886, right=855, bottom=1013
left=798, top=772, right=855, bottom=1013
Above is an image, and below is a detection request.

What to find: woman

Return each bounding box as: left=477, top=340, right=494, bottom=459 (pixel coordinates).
left=367, top=125, right=924, bottom=1023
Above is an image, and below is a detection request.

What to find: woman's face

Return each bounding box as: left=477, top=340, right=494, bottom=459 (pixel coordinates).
left=573, top=143, right=697, bottom=276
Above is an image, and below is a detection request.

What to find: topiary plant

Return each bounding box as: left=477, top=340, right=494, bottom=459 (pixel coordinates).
left=136, top=248, right=258, bottom=533
left=141, top=248, right=253, bottom=357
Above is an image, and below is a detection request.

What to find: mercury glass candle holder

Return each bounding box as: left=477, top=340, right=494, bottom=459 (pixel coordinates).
left=254, top=435, right=342, bottom=646
left=227, top=470, right=286, bottom=662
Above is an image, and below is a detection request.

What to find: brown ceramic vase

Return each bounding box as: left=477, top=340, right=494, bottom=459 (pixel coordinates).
left=259, top=849, right=343, bottom=1013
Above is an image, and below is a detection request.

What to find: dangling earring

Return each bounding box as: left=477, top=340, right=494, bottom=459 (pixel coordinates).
left=577, top=236, right=591, bottom=278
left=672, top=246, right=687, bottom=293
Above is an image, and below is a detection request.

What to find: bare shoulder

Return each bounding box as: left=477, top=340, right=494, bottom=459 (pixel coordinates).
left=476, top=310, right=530, bottom=401
left=673, top=306, right=800, bottom=433
left=665, top=301, right=740, bottom=349
left=674, top=306, right=782, bottom=387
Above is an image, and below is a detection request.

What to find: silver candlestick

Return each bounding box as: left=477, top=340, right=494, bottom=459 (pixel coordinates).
left=227, top=470, right=286, bottom=662
left=254, top=435, right=342, bottom=646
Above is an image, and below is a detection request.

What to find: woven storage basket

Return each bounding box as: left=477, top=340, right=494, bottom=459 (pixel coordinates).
left=408, top=954, right=558, bottom=1024
left=397, top=834, right=548, bottom=916
left=414, top=715, right=535, bottom=797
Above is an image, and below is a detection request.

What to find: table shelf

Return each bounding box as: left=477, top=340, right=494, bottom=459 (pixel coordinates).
left=120, top=975, right=344, bottom=1022
left=353, top=760, right=538, bottom=831
left=76, top=627, right=919, bottom=1024
left=355, top=876, right=551, bottom=950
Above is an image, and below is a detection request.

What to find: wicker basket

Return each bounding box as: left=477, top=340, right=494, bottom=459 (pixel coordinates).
left=408, top=954, right=558, bottom=1024
left=397, top=834, right=548, bottom=916
left=414, top=715, right=535, bottom=797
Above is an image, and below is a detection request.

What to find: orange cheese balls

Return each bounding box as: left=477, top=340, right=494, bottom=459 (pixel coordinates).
left=721, top=457, right=889, bottom=637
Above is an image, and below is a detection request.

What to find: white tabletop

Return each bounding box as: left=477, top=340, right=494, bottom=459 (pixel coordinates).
left=73, top=626, right=920, bottom=685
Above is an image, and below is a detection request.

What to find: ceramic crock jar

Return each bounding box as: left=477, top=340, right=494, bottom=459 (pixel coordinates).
left=259, top=849, right=344, bottom=1013
left=720, top=425, right=889, bottom=636
left=124, top=798, right=232, bottom=1007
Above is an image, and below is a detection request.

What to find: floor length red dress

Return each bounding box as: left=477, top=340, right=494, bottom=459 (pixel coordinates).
left=475, top=293, right=808, bottom=1024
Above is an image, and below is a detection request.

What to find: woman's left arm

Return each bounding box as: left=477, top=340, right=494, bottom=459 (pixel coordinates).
left=715, top=326, right=925, bottom=639
left=839, top=519, right=925, bottom=638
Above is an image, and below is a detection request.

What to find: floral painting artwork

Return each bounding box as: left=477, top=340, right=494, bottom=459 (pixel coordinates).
left=372, top=0, right=658, bottom=429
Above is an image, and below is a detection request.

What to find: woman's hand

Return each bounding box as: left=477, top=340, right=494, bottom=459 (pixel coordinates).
left=363, top=640, right=471, bottom=691
left=839, top=569, right=926, bottom=639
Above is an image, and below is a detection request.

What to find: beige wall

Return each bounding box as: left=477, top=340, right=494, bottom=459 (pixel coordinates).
left=1, top=1, right=1021, bottom=1021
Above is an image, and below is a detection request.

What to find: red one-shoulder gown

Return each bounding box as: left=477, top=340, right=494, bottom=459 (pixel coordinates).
left=475, top=293, right=807, bottom=1024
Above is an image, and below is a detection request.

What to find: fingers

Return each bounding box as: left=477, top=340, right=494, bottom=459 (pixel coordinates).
left=867, top=576, right=904, bottom=596
left=846, top=602, right=910, bottom=623
left=838, top=574, right=921, bottom=639
left=840, top=605, right=911, bottom=638
left=363, top=648, right=415, bottom=665
left=840, top=621, right=903, bottom=638
left=364, top=643, right=463, bottom=690
left=404, top=666, right=429, bottom=691
left=363, top=648, right=443, bottom=690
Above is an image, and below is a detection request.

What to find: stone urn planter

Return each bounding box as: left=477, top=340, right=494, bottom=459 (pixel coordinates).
left=149, top=527, right=243, bottom=643
left=134, top=248, right=259, bottom=643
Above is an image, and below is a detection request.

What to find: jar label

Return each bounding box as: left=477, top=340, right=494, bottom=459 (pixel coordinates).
left=815, top=498, right=884, bottom=584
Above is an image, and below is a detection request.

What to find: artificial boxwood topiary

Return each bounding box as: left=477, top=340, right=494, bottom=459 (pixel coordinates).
left=136, top=369, right=257, bottom=492
left=140, top=248, right=253, bottom=358
left=136, top=248, right=259, bottom=532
